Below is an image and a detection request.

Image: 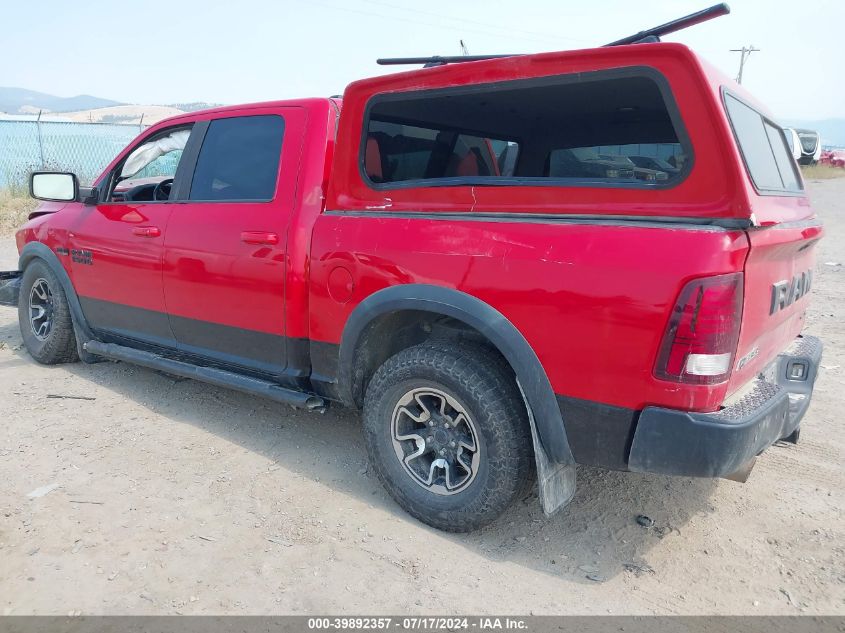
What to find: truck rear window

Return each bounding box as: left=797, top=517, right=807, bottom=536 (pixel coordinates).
left=723, top=93, right=802, bottom=193
left=362, top=68, right=691, bottom=189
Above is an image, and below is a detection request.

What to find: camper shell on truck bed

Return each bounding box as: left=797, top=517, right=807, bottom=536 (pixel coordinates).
left=1, top=8, right=823, bottom=532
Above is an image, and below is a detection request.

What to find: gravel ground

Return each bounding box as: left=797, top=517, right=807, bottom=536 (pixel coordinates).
left=0, top=181, right=843, bottom=615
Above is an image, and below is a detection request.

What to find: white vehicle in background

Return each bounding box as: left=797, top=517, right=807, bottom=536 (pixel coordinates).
left=795, top=128, right=822, bottom=165
left=782, top=127, right=802, bottom=162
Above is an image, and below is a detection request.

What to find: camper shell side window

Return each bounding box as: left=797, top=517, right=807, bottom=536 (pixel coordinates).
left=360, top=67, right=694, bottom=190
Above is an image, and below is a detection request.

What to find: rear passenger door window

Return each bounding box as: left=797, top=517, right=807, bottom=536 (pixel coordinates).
left=189, top=115, right=285, bottom=201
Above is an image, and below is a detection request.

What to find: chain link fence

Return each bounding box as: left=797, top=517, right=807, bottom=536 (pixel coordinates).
left=0, top=120, right=146, bottom=191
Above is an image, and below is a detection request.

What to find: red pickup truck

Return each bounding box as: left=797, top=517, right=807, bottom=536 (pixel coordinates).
left=0, top=12, right=823, bottom=532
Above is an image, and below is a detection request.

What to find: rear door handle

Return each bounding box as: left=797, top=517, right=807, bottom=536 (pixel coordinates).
left=132, top=226, right=161, bottom=238
left=240, top=231, right=279, bottom=245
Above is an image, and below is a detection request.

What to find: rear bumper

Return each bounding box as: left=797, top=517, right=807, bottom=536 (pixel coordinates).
left=628, top=334, right=823, bottom=478
left=0, top=271, right=21, bottom=307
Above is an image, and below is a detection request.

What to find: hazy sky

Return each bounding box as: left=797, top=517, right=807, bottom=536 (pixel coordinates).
left=3, top=0, right=843, bottom=120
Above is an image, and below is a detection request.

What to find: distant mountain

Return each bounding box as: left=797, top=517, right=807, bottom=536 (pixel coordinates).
left=166, top=102, right=223, bottom=112
left=0, top=87, right=124, bottom=114
left=783, top=118, right=845, bottom=148
left=59, top=105, right=187, bottom=125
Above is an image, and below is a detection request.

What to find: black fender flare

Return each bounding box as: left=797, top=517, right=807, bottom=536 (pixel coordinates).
left=337, top=284, right=574, bottom=465
left=19, top=242, right=95, bottom=343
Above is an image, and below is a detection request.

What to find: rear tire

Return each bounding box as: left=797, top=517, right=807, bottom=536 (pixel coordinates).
left=18, top=260, right=79, bottom=365
left=363, top=341, right=533, bottom=532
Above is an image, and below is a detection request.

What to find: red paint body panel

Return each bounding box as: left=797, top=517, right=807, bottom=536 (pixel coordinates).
left=727, top=223, right=822, bottom=393
left=328, top=44, right=746, bottom=220
left=309, top=216, right=750, bottom=411
left=161, top=106, right=307, bottom=338
left=282, top=99, right=340, bottom=340
left=13, top=44, right=821, bottom=419
left=70, top=203, right=173, bottom=314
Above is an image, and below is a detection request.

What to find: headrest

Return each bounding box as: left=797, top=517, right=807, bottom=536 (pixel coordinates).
left=365, top=136, right=383, bottom=180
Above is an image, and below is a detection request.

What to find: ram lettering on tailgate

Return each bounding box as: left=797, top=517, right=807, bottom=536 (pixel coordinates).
left=770, top=270, right=813, bottom=315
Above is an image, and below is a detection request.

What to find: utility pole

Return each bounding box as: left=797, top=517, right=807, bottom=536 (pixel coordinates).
left=730, top=45, right=760, bottom=84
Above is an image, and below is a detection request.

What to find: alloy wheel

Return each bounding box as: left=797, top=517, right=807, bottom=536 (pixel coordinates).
left=390, top=387, right=481, bottom=495
left=29, top=278, right=54, bottom=341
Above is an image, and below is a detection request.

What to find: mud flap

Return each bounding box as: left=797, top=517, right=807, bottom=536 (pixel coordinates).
left=518, top=381, right=576, bottom=516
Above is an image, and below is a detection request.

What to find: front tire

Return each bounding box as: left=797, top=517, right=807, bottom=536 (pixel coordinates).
left=363, top=341, right=533, bottom=532
left=18, top=260, right=79, bottom=365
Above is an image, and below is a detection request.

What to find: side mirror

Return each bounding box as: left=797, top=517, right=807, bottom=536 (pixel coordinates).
left=30, top=171, right=79, bottom=202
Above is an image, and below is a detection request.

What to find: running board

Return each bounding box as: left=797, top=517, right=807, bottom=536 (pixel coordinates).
left=84, top=340, right=326, bottom=411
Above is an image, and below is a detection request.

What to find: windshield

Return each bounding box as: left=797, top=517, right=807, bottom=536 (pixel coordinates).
left=798, top=132, right=818, bottom=153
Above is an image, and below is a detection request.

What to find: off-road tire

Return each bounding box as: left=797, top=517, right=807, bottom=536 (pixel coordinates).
left=18, top=259, right=79, bottom=365
left=363, top=341, right=533, bottom=532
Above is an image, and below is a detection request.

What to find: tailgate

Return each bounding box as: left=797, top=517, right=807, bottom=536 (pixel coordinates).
left=728, top=221, right=823, bottom=394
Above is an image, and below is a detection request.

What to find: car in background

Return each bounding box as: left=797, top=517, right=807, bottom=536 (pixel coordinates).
left=820, top=149, right=845, bottom=168
left=628, top=155, right=680, bottom=175
left=796, top=129, right=822, bottom=165
left=547, top=148, right=636, bottom=180
left=590, top=154, right=670, bottom=182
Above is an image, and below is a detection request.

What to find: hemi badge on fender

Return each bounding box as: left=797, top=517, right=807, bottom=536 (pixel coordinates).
left=770, top=270, right=812, bottom=315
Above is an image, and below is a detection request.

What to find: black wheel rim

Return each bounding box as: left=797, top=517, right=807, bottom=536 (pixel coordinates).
left=29, top=278, right=54, bottom=341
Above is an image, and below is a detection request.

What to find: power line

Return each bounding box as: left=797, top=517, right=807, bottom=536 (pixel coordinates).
left=307, top=0, right=587, bottom=47
left=730, top=45, right=760, bottom=84
left=357, top=0, right=590, bottom=44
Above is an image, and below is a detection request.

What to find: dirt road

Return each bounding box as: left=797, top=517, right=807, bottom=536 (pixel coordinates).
left=0, top=181, right=843, bottom=615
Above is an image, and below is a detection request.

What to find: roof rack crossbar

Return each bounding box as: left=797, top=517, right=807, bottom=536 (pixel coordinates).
left=377, top=54, right=519, bottom=67
left=375, top=4, right=731, bottom=67
left=604, top=3, right=730, bottom=46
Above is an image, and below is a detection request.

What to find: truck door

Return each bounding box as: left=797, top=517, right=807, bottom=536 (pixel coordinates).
left=68, top=123, right=196, bottom=347
left=162, top=108, right=306, bottom=380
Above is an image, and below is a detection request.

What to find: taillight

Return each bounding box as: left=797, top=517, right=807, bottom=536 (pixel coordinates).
left=654, top=273, right=744, bottom=385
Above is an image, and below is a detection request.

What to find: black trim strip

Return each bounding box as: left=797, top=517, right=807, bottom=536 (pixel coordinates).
left=169, top=312, right=287, bottom=374
left=76, top=296, right=301, bottom=382
left=170, top=120, right=209, bottom=201
left=323, top=209, right=751, bottom=230
left=80, top=296, right=174, bottom=346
